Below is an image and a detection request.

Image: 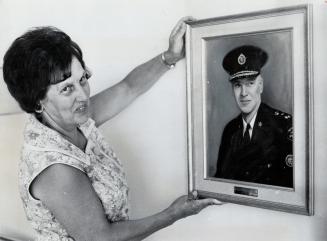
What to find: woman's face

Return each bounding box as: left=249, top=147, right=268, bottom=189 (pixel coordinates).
left=41, top=56, right=91, bottom=131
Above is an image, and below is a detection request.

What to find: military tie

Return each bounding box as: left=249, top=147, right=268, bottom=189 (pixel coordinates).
left=243, top=123, right=251, bottom=144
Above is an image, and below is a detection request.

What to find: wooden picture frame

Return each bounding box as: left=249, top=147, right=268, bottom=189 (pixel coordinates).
left=186, top=4, right=313, bottom=215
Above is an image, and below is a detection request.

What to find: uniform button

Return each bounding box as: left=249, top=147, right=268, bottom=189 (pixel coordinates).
left=267, top=163, right=271, bottom=168
left=246, top=171, right=249, bottom=175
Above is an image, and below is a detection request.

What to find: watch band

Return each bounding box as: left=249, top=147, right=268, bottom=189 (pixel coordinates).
left=161, top=52, right=176, bottom=69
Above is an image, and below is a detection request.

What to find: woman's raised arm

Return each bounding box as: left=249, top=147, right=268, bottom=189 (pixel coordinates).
left=90, top=17, right=194, bottom=126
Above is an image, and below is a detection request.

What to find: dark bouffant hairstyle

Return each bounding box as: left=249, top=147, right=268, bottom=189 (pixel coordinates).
left=3, top=26, right=85, bottom=113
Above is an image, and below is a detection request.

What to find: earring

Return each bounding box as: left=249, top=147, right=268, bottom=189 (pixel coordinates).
left=35, top=103, right=44, bottom=114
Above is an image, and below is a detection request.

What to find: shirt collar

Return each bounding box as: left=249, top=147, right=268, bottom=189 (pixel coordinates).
left=242, top=111, right=258, bottom=130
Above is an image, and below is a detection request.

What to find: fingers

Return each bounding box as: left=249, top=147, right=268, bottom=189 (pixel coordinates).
left=170, top=21, right=185, bottom=40
left=185, top=198, right=224, bottom=216
left=183, top=16, right=197, bottom=24
left=170, top=193, right=225, bottom=218
left=188, top=190, right=224, bottom=213
left=170, top=16, right=196, bottom=39
left=179, top=16, right=197, bottom=24
left=173, top=23, right=186, bottom=40
left=165, top=16, right=197, bottom=61
left=188, top=190, right=198, bottom=200
left=197, top=198, right=225, bottom=207
left=188, top=190, right=224, bottom=205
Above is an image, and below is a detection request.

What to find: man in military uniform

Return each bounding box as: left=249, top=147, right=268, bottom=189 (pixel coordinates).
left=214, top=45, right=293, bottom=188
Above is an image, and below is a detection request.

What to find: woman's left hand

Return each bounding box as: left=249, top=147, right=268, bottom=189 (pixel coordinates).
left=163, top=16, right=196, bottom=65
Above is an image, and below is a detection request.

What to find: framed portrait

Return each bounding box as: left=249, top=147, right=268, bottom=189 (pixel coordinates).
left=186, top=5, right=313, bottom=215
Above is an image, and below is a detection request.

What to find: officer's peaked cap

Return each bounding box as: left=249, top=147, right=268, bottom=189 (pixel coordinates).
left=222, top=45, right=268, bottom=81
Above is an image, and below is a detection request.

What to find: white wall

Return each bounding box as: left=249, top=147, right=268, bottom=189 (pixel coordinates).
left=1, top=0, right=327, bottom=241
left=0, top=0, right=188, bottom=240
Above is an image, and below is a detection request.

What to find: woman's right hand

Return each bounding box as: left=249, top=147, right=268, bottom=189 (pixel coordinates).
left=163, top=16, right=195, bottom=65
left=166, top=191, right=224, bottom=220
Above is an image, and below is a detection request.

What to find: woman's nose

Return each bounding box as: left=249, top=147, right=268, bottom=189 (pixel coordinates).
left=75, top=85, right=89, bottom=101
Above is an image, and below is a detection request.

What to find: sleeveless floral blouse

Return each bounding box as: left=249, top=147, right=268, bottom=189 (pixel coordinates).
left=19, top=115, right=129, bottom=240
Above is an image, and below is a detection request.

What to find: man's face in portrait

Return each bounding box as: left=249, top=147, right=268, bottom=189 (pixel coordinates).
left=232, top=75, right=263, bottom=119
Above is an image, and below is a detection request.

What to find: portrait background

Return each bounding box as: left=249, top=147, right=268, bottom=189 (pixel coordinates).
left=205, top=30, right=293, bottom=176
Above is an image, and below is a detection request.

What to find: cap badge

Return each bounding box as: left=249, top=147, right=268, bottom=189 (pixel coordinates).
left=238, top=53, right=246, bottom=65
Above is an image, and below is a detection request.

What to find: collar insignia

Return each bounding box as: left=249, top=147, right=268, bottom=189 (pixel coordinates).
left=285, top=154, right=293, bottom=167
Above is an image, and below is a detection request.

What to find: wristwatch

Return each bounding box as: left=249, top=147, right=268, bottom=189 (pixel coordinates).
left=161, top=52, right=176, bottom=69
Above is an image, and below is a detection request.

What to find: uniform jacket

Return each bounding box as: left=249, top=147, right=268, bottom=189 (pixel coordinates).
left=215, top=103, right=293, bottom=187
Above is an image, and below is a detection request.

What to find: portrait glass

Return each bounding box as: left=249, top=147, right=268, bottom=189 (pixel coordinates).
left=205, top=30, right=294, bottom=188
left=186, top=5, right=313, bottom=215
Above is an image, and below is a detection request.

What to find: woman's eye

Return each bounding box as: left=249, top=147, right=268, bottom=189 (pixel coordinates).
left=61, top=85, right=73, bottom=94
left=85, top=68, right=92, bottom=79
left=85, top=70, right=92, bottom=79
left=80, top=76, right=88, bottom=85
left=80, top=71, right=91, bottom=85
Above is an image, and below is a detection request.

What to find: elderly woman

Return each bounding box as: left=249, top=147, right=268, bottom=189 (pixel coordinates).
left=3, top=18, right=222, bottom=241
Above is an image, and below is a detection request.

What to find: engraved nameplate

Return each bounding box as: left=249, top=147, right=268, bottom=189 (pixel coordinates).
left=234, top=186, right=258, bottom=197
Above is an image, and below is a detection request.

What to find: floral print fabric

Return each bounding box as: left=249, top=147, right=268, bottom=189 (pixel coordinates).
left=19, top=115, right=129, bottom=240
